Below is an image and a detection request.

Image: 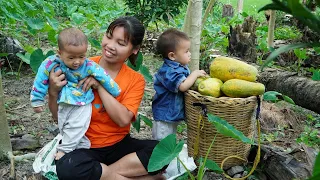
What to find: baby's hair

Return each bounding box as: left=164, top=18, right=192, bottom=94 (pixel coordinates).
left=58, top=27, right=88, bottom=50
left=156, top=28, right=190, bottom=59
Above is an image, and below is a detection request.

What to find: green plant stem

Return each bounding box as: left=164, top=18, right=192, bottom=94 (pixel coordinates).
left=197, top=135, right=217, bottom=180
left=17, top=60, right=23, bottom=80
left=177, top=157, right=195, bottom=180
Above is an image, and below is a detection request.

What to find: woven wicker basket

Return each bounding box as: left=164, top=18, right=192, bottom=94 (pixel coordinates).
left=185, top=90, right=258, bottom=168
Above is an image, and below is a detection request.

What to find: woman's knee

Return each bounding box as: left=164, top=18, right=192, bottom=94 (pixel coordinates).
left=56, top=150, right=102, bottom=180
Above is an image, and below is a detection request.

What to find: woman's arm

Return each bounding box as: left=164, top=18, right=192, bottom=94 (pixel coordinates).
left=97, top=86, right=134, bottom=127
left=81, top=76, right=143, bottom=127
left=48, top=65, right=67, bottom=122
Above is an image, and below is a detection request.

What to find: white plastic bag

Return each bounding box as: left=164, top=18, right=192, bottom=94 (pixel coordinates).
left=33, top=134, right=62, bottom=179
left=164, top=144, right=197, bottom=180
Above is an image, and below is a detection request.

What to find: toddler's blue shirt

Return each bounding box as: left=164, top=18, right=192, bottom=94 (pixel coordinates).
left=152, top=58, right=190, bottom=122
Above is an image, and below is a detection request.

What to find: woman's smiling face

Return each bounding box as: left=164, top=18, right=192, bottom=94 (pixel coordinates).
left=101, top=26, right=137, bottom=64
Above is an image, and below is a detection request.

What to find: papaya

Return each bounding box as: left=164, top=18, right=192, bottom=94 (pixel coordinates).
left=190, top=76, right=209, bottom=91
left=221, top=79, right=265, bottom=98
left=210, top=56, right=258, bottom=82
left=198, top=78, right=223, bottom=97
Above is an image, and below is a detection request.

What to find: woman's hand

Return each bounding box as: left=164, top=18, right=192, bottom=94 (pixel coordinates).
left=48, top=65, right=67, bottom=97
left=78, top=76, right=101, bottom=92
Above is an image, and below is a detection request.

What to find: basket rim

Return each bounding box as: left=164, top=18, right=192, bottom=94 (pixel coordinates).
left=186, top=90, right=258, bottom=101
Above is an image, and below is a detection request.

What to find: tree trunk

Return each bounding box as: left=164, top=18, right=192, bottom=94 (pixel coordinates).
left=228, top=16, right=257, bottom=62
left=0, top=71, right=12, bottom=158
left=184, top=0, right=202, bottom=72
left=236, top=0, right=244, bottom=14
left=267, top=10, right=276, bottom=48
left=222, top=4, right=234, bottom=19
left=258, top=68, right=320, bottom=114
left=202, top=0, right=216, bottom=30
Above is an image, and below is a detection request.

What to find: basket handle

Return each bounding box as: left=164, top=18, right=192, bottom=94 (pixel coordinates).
left=192, top=102, right=207, bottom=117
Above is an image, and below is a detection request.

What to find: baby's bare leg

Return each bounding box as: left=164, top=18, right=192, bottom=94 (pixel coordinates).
left=55, top=151, right=65, bottom=160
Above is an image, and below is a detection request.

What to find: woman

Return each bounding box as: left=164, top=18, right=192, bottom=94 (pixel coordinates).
left=48, top=16, right=164, bottom=180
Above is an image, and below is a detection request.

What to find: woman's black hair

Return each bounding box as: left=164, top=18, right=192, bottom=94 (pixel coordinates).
left=106, top=16, right=145, bottom=65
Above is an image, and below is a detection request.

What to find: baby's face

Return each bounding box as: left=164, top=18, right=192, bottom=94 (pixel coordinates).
left=174, top=39, right=191, bottom=66
left=59, top=44, right=87, bottom=70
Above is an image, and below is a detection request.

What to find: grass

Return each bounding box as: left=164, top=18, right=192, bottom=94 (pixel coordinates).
left=219, top=0, right=271, bottom=15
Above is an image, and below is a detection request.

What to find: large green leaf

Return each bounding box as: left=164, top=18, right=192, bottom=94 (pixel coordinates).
left=16, top=52, right=31, bottom=64
left=204, top=159, right=223, bottom=173
left=140, top=65, right=153, bottom=83
left=88, top=38, right=101, bottom=49
left=46, top=17, right=59, bottom=30
left=263, top=91, right=295, bottom=105
left=312, top=153, right=320, bottom=177
left=30, top=49, right=55, bottom=73
left=26, top=18, right=45, bottom=30
left=260, top=43, right=320, bottom=71
left=207, top=114, right=253, bottom=144
left=71, top=13, right=86, bottom=25
left=148, top=134, right=184, bottom=172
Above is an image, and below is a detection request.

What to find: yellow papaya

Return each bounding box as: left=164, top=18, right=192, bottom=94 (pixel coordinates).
left=221, top=79, right=265, bottom=98
left=198, top=78, right=223, bottom=97
left=190, top=76, right=209, bottom=91
left=210, top=56, right=258, bottom=82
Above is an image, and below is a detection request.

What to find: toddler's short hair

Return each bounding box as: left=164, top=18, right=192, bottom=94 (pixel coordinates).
left=58, top=27, right=88, bottom=50
left=156, top=28, right=189, bottom=59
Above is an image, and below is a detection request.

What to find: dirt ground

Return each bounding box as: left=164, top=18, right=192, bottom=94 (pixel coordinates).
left=0, top=63, right=318, bottom=180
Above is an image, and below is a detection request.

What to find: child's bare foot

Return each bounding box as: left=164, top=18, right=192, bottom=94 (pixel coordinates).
left=55, top=151, right=65, bottom=160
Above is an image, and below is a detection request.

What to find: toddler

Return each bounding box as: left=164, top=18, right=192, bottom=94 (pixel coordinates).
left=30, top=27, right=121, bottom=159
left=152, top=28, right=206, bottom=140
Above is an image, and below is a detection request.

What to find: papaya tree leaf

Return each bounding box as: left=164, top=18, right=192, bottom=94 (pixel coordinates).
left=260, top=43, right=316, bottom=71
left=148, top=134, right=184, bottom=172
left=140, top=65, right=153, bottom=83
left=282, top=95, right=295, bottom=105
left=132, top=114, right=141, bottom=133
left=207, top=114, right=253, bottom=144
left=127, top=52, right=143, bottom=71
left=263, top=91, right=282, bottom=102
left=139, top=114, right=153, bottom=128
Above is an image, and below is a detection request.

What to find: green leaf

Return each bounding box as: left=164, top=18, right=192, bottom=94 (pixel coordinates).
left=176, top=172, right=188, bottom=180
left=71, top=13, right=86, bottom=25
left=140, top=65, right=153, bottom=83
left=16, top=52, right=31, bottom=64
left=127, top=52, right=143, bottom=71
left=139, top=114, right=153, bottom=128
left=132, top=114, right=141, bottom=133
left=282, top=95, right=295, bottom=105
left=148, top=134, right=184, bottom=172
left=0, top=53, right=9, bottom=57
left=263, top=91, right=282, bottom=102
left=30, top=49, right=55, bottom=73
left=24, top=2, right=36, bottom=10
left=26, top=18, right=45, bottom=30
left=88, top=38, right=101, bottom=49
left=312, top=153, right=320, bottom=176
left=260, top=43, right=319, bottom=71
left=312, top=70, right=320, bottom=81
left=46, top=17, right=59, bottom=30
left=207, top=114, right=253, bottom=144
left=204, top=159, right=223, bottom=173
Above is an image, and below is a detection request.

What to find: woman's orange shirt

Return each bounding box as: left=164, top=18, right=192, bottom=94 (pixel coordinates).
left=85, top=56, right=145, bottom=148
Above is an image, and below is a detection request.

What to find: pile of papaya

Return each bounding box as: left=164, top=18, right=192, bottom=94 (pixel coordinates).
left=191, top=56, right=265, bottom=98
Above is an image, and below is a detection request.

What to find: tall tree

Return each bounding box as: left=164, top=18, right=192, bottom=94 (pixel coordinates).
left=0, top=71, right=12, bottom=158
left=183, top=0, right=203, bottom=72
left=237, top=0, right=244, bottom=13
